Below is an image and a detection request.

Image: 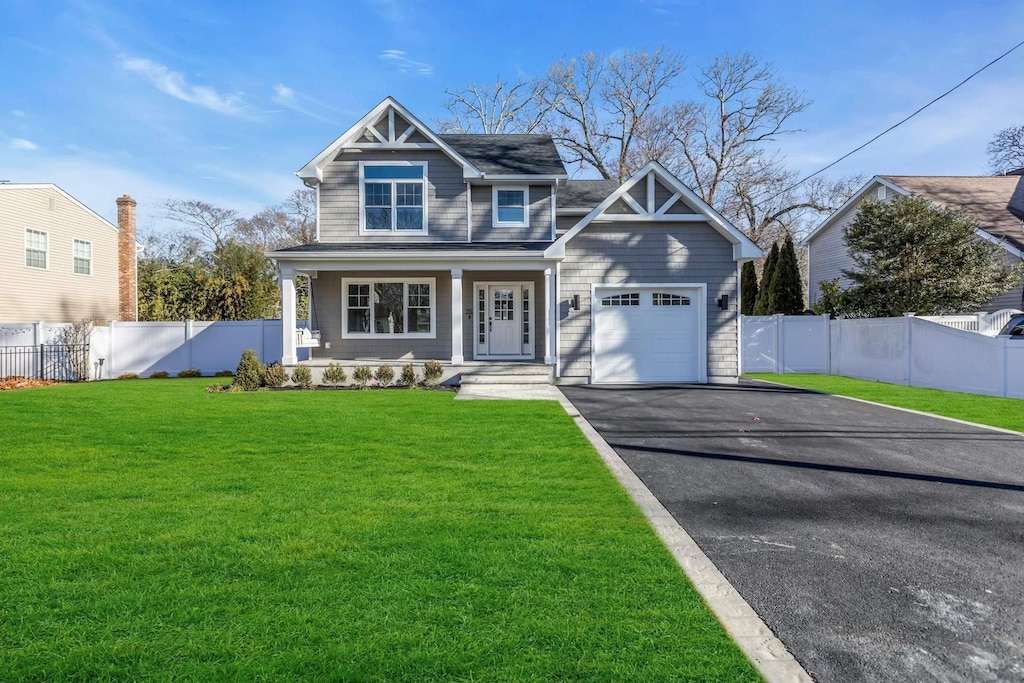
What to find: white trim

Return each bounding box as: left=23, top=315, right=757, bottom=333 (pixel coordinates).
left=451, top=268, right=464, bottom=364
left=492, top=186, right=529, bottom=228
left=590, top=282, right=708, bottom=384
left=655, top=192, right=682, bottom=215
left=466, top=181, right=473, bottom=243
left=554, top=262, right=561, bottom=377
left=269, top=250, right=558, bottom=264
left=547, top=161, right=761, bottom=261
left=646, top=173, right=655, bottom=213
left=341, top=277, right=437, bottom=340
left=72, top=238, right=92, bottom=277
left=24, top=228, right=48, bottom=270
left=620, top=191, right=646, bottom=215
left=296, top=96, right=482, bottom=182
left=472, top=281, right=536, bottom=360
left=314, top=182, right=321, bottom=242
left=358, top=160, right=429, bottom=235
left=544, top=268, right=554, bottom=364
left=0, top=183, right=119, bottom=233
left=550, top=183, right=557, bottom=242
left=281, top=267, right=297, bottom=365
left=470, top=174, right=567, bottom=182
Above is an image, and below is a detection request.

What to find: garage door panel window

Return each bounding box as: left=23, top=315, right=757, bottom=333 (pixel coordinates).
left=601, top=292, right=639, bottom=306
left=653, top=293, right=690, bottom=306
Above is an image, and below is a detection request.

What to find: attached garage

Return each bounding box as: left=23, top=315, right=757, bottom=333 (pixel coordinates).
left=592, top=284, right=706, bottom=384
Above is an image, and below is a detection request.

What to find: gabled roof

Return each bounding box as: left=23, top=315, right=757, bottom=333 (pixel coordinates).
left=803, top=175, right=1024, bottom=256
left=440, top=135, right=566, bottom=177
left=0, top=182, right=119, bottom=232
left=546, top=161, right=762, bottom=261
left=296, top=97, right=568, bottom=183
left=296, top=96, right=482, bottom=183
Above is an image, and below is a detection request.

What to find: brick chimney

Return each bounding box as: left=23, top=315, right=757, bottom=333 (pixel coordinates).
left=116, top=194, right=138, bottom=321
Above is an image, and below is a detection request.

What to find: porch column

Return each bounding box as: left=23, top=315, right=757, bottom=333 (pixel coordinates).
left=544, top=267, right=555, bottom=365
left=281, top=266, right=297, bottom=365
left=450, top=267, right=464, bottom=365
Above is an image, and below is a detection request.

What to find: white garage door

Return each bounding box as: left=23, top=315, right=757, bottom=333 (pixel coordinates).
left=593, top=285, right=704, bottom=383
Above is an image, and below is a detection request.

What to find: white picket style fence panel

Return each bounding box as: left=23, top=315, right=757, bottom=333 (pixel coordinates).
left=1, top=320, right=288, bottom=379
left=741, top=314, right=1024, bottom=399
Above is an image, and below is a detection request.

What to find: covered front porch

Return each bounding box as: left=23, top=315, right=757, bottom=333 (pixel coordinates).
left=275, top=249, right=560, bottom=373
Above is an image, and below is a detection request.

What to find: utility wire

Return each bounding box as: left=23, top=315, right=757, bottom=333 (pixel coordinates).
left=777, top=38, right=1024, bottom=198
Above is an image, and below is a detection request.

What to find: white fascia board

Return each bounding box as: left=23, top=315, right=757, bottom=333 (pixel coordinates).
left=546, top=160, right=762, bottom=261
left=296, top=96, right=482, bottom=181
left=800, top=176, right=908, bottom=246
left=265, top=255, right=559, bottom=272
left=473, top=174, right=569, bottom=182
left=975, top=228, right=1024, bottom=259
left=268, top=249, right=560, bottom=262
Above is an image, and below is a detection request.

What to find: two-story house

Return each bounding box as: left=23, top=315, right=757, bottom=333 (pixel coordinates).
left=268, top=97, right=761, bottom=384
left=0, top=184, right=138, bottom=322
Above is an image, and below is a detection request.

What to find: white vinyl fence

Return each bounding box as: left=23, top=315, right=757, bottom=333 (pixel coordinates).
left=741, top=314, right=1024, bottom=399
left=1, top=320, right=290, bottom=379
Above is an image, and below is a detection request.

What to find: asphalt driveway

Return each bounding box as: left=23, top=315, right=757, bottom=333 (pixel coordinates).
left=561, top=382, right=1024, bottom=682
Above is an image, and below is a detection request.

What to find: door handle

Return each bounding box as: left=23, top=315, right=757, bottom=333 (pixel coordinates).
left=489, top=317, right=493, bottom=330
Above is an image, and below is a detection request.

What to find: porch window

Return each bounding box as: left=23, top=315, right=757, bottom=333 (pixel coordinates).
left=493, top=187, right=528, bottom=227
left=342, top=278, right=435, bottom=338
left=360, top=162, right=427, bottom=233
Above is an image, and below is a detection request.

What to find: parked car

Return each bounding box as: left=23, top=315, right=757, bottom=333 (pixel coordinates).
left=996, top=313, right=1024, bottom=338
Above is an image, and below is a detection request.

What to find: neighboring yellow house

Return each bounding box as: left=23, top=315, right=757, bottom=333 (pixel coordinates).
left=0, top=184, right=137, bottom=322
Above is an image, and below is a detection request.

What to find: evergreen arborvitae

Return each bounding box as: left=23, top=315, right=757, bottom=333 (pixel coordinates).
left=752, top=242, right=779, bottom=315
left=772, top=234, right=805, bottom=314
left=740, top=261, right=758, bottom=315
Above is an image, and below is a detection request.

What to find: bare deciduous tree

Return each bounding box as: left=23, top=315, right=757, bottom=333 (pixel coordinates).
left=435, top=79, right=550, bottom=134
left=987, top=124, right=1024, bottom=174
left=234, top=188, right=318, bottom=251
left=165, top=199, right=240, bottom=250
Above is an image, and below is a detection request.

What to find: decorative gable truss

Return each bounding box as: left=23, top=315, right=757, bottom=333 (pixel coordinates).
left=297, top=96, right=481, bottom=183
left=547, top=161, right=762, bottom=260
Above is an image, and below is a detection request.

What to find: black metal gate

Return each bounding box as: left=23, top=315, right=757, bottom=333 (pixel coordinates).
left=0, top=344, right=90, bottom=381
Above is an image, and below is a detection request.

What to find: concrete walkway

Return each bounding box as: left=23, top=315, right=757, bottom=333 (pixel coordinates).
left=455, top=384, right=564, bottom=401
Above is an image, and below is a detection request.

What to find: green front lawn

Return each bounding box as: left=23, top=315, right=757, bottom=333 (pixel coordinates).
left=0, top=380, right=758, bottom=682
left=746, top=373, right=1024, bottom=432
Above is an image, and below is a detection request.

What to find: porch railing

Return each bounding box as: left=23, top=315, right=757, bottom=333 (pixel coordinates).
left=0, top=343, right=90, bottom=381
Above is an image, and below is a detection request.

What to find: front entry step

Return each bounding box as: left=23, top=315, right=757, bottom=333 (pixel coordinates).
left=459, top=364, right=554, bottom=385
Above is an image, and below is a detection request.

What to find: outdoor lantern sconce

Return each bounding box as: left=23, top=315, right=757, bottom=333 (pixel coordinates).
left=570, top=294, right=580, bottom=310
left=717, top=294, right=729, bottom=310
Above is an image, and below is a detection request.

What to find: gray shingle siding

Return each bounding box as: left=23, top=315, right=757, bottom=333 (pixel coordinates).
left=558, top=223, right=739, bottom=381
left=309, top=270, right=452, bottom=360
left=319, top=150, right=468, bottom=243
left=471, top=185, right=553, bottom=241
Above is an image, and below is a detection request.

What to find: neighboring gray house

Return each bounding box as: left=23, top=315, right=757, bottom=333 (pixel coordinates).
left=804, top=175, right=1024, bottom=312
left=268, top=97, right=761, bottom=384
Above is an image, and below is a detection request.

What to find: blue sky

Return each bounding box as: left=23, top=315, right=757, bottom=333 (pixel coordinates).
left=2, top=0, right=1023, bottom=234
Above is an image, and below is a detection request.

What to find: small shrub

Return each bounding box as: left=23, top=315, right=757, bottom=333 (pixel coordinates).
left=116, top=372, right=138, bottom=380
left=423, top=360, right=443, bottom=385
left=234, top=348, right=265, bottom=391
left=353, top=365, right=372, bottom=388
left=292, top=363, right=312, bottom=389
left=214, top=370, right=234, bottom=377
left=205, top=384, right=227, bottom=394
left=400, top=363, right=417, bottom=387
left=177, top=368, right=203, bottom=378
left=150, top=371, right=170, bottom=379
left=374, top=364, right=395, bottom=387
left=322, top=362, right=347, bottom=386
left=264, top=362, right=289, bottom=388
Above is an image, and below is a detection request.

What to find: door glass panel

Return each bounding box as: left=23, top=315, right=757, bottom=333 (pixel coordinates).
left=493, top=288, right=514, bottom=321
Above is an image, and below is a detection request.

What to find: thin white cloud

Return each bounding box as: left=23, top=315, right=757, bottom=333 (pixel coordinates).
left=366, top=0, right=406, bottom=24
left=120, top=56, right=250, bottom=118
left=271, top=83, right=339, bottom=123
left=11, top=110, right=26, bottom=118
left=10, top=138, right=38, bottom=150
left=379, top=49, right=433, bottom=76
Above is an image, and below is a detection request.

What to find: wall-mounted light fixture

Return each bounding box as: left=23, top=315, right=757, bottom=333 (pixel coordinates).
left=717, top=294, right=729, bottom=310
left=570, top=294, right=580, bottom=310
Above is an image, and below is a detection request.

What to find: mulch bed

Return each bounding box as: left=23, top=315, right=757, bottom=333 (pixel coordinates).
left=0, top=377, right=59, bottom=391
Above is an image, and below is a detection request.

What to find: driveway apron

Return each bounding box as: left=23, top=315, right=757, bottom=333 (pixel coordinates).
left=561, top=382, right=1024, bottom=682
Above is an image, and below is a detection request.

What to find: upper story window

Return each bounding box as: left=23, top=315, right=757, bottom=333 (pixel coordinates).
left=73, top=239, right=92, bottom=276
left=493, top=187, right=529, bottom=228
left=360, top=162, right=428, bottom=233
left=25, top=229, right=47, bottom=269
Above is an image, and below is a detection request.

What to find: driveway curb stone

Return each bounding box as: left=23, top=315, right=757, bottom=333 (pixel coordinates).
left=555, top=389, right=814, bottom=683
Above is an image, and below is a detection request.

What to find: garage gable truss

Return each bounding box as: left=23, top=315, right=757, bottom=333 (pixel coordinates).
left=547, top=161, right=762, bottom=261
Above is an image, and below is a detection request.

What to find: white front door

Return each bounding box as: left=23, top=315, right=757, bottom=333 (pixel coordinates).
left=487, top=285, right=520, bottom=355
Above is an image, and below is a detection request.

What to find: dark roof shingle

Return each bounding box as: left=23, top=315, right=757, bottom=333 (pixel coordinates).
left=558, top=179, right=621, bottom=209
left=440, top=134, right=566, bottom=176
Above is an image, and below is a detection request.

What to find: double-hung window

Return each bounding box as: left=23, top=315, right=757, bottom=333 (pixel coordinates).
left=361, top=162, right=427, bottom=233
left=492, top=187, right=528, bottom=227
left=343, top=278, right=435, bottom=338
left=73, top=239, right=92, bottom=275
left=25, top=229, right=47, bottom=269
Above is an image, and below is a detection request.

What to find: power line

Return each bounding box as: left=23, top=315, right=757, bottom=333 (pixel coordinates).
left=779, top=37, right=1024, bottom=196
